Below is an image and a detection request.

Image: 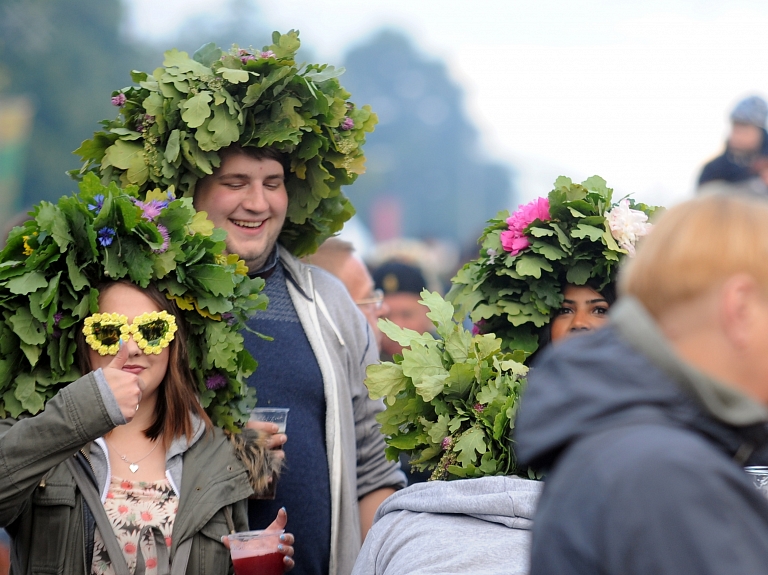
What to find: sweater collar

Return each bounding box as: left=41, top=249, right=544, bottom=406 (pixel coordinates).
left=611, top=296, right=768, bottom=427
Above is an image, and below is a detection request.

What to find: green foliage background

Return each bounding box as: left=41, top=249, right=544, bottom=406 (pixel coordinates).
left=0, top=0, right=153, bottom=212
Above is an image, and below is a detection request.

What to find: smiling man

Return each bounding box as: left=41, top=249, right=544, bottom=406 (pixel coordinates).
left=75, top=35, right=406, bottom=575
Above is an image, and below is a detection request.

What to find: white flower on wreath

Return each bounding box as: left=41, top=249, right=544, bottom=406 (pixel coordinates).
left=606, top=199, right=652, bottom=256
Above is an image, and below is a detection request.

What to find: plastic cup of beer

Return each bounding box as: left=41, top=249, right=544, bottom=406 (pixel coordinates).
left=250, top=408, right=290, bottom=433
left=745, top=466, right=768, bottom=498
left=228, top=529, right=285, bottom=575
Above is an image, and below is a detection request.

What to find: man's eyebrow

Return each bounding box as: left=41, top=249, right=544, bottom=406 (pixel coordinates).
left=217, top=172, right=250, bottom=180
left=561, top=298, right=608, bottom=305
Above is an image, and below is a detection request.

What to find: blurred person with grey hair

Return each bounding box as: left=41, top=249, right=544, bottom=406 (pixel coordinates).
left=303, top=238, right=388, bottom=351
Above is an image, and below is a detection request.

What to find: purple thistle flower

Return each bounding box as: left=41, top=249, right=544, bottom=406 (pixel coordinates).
left=474, top=403, right=485, bottom=413
left=111, top=93, right=126, bottom=107
left=221, top=312, right=237, bottom=326
left=153, top=224, right=170, bottom=254
left=97, top=227, right=116, bottom=247
left=340, top=117, right=354, bottom=131
left=134, top=199, right=168, bottom=221
left=53, top=312, right=63, bottom=325
left=241, top=54, right=256, bottom=64
left=206, top=373, right=228, bottom=390
left=260, top=50, right=275, bottom=59
left=87, top=194, right=105, bottom=213
left=441, top=437, right=451, bottom=450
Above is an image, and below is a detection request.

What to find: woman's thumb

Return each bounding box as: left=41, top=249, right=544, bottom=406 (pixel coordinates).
left=107, top=338, right=129, bottom=369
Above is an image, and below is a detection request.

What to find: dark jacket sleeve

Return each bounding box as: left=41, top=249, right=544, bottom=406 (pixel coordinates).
left=0, top=373, right=116, bottom=526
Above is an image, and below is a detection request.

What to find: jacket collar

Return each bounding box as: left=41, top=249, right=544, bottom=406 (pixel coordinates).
left=611, top=296, right=768, bottom=427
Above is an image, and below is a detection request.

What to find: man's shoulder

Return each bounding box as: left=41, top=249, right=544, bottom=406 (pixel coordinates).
left=543, top=419, right=748, bottom=524
left=278, top=245, right=351, bottom=296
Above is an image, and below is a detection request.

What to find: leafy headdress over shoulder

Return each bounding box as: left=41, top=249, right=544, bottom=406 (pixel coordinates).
left=73, top=30, right=377, bottom=257
left=448, top=175, right=661, bottom=358
left=366, top=291, right=530, bottom=481
left=0, top=174, right=267, bottom=431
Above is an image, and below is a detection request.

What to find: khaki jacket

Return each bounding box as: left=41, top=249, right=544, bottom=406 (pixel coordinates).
left=0, top=372, right=275, bottom=574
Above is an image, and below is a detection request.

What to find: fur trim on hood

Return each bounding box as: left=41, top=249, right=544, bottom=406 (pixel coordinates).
left=227, top=428, right=284, bottom=497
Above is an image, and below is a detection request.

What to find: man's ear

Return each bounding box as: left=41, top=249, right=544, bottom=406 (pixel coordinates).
left=719, top=274, right=759, bottom=349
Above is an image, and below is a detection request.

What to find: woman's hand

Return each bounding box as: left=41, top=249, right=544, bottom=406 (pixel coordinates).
left=246, top=420, right=287, bottom=461
left=267, top=507, right=295, bottom=572
left=101, top=342, right=146, bottom=422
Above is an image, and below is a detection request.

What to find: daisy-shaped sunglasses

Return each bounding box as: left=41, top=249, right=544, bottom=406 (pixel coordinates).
left=83, top=311, right=178, bottom=356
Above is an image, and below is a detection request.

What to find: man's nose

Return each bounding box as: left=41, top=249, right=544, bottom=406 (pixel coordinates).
left=377, top=301, right=390, bottom=319
left=241, top=185, right=269, bottom=212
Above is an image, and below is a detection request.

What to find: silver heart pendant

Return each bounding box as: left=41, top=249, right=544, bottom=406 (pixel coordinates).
left=129, top=463, right=139, bottom=473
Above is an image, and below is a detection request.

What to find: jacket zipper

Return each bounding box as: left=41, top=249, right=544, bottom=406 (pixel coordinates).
left=77, top=447, right=98, bottom=573
left=79, top=447, right=97, bottom=476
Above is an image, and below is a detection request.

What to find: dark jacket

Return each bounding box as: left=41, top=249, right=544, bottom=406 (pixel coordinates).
left=0, top=371, right=280, bottom=575
left=516, top=297, right=768, bottom=575
left=698, top=127, right=768, bottom=186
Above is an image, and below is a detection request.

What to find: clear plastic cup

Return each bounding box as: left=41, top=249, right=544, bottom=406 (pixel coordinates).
left=250, top=407, right=290, bottom=433
left=228, top=529, right=285, bottom=575
left=745, top=466, right=768, bottom=498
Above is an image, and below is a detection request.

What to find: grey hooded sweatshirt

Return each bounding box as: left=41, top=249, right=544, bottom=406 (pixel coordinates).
left=352, top=476, right=542, bottom=575
left=516, top=297, right=768, bottom=575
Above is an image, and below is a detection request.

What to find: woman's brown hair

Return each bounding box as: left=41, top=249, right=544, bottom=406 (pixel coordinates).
left=76, top=281, right=213, bottom=444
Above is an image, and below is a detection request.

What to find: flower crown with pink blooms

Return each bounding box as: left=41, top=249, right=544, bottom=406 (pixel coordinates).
left=447, top=175, right=661, bottom=358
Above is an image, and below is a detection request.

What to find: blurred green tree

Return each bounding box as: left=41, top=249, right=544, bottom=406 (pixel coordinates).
left=342, top=30, right=515, bottom=247
left=0, top=0, right=148, bottom=209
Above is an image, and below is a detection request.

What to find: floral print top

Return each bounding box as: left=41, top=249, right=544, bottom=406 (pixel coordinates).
left=91, top=475, right=179, bottom=575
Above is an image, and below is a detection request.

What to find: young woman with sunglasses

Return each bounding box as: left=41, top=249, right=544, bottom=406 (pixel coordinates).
left=0, top=186, right=294, bottom=575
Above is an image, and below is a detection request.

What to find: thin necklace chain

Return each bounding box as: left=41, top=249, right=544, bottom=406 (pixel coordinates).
left=104, top=437, right=160, bottom=474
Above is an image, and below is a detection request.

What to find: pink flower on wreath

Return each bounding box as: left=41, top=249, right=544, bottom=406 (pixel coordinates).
left=500, top=197, right=550, bottom=255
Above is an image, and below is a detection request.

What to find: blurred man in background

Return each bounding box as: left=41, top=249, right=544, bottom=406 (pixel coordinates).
left=304, top=238, right=388, bottom=351
left=372, top=261, right=436, bottom=361
left=698, top=95, right=768, bottom=194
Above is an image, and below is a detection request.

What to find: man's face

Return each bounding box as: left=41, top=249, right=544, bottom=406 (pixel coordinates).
left=729, top=122, right=763, bottom=154
left=381, top=292, right=433, bottom=357
left=194, top=152, right=288, bottom=272
left=336, top=255, right=388, bottom=350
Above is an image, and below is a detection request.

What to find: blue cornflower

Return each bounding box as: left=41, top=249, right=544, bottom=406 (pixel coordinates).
left=97, top=227, right=116, bottom=247
left=87, top=194, right=105, bottom=213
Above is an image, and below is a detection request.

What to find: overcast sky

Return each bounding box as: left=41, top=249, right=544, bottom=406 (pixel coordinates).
left=124, top=0, right=768, bottom=208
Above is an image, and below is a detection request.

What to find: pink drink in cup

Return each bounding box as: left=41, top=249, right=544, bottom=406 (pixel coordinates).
left=228, top=530, right=285, bottom=575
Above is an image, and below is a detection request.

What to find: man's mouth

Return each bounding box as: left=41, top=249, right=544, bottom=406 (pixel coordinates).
left=231, top=219, right=264, bottom=229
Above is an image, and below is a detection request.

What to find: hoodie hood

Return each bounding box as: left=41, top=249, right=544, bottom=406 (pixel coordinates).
left=374, top=476, right=542, bottom=530
left=516, top=297, right=768, bottom=471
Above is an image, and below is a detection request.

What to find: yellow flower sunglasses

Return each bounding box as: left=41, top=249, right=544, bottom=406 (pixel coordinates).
left=82, top=311, right=178, bottom=356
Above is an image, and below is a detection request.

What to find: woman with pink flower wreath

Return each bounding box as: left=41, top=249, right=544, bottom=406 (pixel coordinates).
left=449, top=175, right=660, bottom=358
